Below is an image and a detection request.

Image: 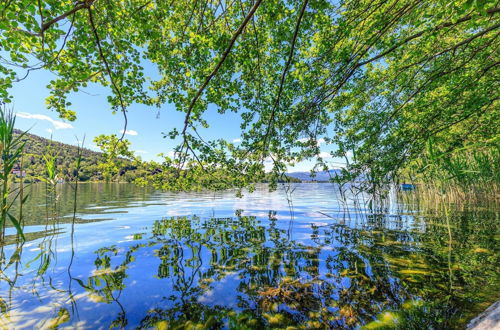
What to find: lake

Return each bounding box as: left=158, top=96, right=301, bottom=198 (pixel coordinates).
left=0, top=183, right=498, bottom=329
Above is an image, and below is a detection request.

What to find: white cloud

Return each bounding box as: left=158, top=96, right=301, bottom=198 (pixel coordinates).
left=16, top=112, right=73, bottom=130
left=263, top=157, right=274, bottom=172
left=263, top=156, right=273, bottom=164
left=232, top=138, right=241, bottom=143
left=120, top=129, right=138, bottom=136
left=46, top=128, right=53, bottom=134
left=297, top=137, right=325, bottom=146
left=318, top=152, right=332, bottom=159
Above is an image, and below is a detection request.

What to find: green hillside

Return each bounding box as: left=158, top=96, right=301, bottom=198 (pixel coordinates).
left=13, top=130, right=300, bottom=185
left=14, top=129, right=140, bottom=182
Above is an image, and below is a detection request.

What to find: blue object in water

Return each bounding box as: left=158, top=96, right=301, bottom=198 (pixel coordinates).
left=401, top=183, right=416, bottom=191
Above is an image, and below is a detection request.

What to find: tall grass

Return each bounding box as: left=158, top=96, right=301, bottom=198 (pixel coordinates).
left=0, top=107, right=27, bottom=241
left=0, top=108, right=28, bottom=319
left=42, top=140, right=59, bottom=220
left=67, top=137, right=85, bottom=313
left=400, top=137, right=499, bottom=208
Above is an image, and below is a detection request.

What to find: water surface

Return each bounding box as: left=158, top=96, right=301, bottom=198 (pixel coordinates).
left=0, top=183, right=498, bottom=329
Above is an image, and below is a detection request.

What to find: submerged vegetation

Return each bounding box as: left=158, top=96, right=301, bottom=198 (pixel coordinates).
left=0, top=185, right=498, bottom=328
left=0, top=112, right=498, bottom=327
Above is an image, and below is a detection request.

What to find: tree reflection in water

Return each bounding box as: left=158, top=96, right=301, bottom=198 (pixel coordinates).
left=31, top=210, right=494, bottom=329
left=0, top=182, right=498, bottom=330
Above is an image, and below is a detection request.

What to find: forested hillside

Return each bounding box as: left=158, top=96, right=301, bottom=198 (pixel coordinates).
left=14, top=130, right=302, bottom=185
left=14, top=129, right=140, bottom=182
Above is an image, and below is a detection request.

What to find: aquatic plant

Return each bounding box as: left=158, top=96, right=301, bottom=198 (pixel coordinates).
left=397, top=137, right=500, bottom=207
left=0, top=107, right=27, bottom=240
left=40, top=139, right=60, bottom=222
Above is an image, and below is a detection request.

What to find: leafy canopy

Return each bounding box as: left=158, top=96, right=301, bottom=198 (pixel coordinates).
left=1, top=0, right=498, bottom=188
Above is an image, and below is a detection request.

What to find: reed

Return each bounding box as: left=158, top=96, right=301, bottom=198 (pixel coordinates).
left=397, top=137, right=500, bottom=208
left=0, top=107, right=27, bottom=241
left=41, top=139, right=59, bottom=220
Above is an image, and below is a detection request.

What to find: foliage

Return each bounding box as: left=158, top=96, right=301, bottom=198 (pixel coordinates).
left=134, top=150, right=298, bottom=193
left=1, top=0, right=498, bottom=190
left=13, top=129, right=141, bottom=183
left=13, top=130, right=300, bottom=189
left=0, top=108, right=26, bottom=239
left=93, top=134, right=135, bottom=182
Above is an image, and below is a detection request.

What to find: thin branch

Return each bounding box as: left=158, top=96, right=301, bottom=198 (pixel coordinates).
left=181, top=0, right=263, bottom=137
left=87, top=6, right=128, bottom=141
left=262, top=0, right=309, bottom=154
left=357, top=6, right=500, bottom=67
left=405, top=23, right=500, bottom=68
left=16, top=14, right=77, bottom=82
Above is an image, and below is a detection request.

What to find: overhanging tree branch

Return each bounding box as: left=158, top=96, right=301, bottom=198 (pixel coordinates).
left=87, top=6, right=128, bottom=141
left=262, top=0, right=310, bottom=155
left=181, top=0, right=263, bottom=138
left=41, top=1, right=94, bottom=33
left=358, top=6, right=500, bottom=67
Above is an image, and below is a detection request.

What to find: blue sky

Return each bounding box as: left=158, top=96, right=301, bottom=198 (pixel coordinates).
left=10, top=67, right=345, bottom=172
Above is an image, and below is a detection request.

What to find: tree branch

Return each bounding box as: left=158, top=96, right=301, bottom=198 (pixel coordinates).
left=181, top=0, right=263, bottom=137
left=358, top=6, right=500, bottom=67
left=263, top=0, right=310, bottom=155
left=41, top=1, right=94, bottom=33
left=87, top=6, right=128, bottom=141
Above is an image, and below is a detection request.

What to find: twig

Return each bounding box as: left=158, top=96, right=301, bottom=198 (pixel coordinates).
left=262, top=0, right=309, bottom=155
left=87, top=6, right=128, bottom=141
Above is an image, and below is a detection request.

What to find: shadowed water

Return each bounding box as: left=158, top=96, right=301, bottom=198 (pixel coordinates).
left=0, top=183, right=498, bottom=329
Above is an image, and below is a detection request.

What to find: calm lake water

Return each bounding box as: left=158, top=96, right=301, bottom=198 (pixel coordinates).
left=0, top=183, right=498, bottom=329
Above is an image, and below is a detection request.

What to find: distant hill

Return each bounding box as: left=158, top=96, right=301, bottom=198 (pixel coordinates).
left=286, top=169, right=342, bottom=182
left=13, top=129, right=137, bottom=182
left=14, top=129, right=350, bottom=185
